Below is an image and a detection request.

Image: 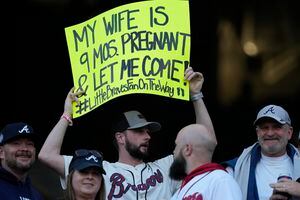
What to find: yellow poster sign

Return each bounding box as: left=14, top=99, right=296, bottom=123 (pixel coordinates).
left=65, top=0, right=191, bottom=118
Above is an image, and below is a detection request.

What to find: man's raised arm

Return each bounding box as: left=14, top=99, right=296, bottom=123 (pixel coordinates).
left=185, top=67, right=216, bottom=144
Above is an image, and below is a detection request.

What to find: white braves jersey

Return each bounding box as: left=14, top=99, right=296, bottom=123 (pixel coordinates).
left=61, top=155, right=180, bottom=200
left=170, top=170, right=242, bottom=200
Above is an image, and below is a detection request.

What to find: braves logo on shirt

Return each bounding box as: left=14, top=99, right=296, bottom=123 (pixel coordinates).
left=183, top=192, right=203, bottom=200
left=107, top=169, right=163, bottom=199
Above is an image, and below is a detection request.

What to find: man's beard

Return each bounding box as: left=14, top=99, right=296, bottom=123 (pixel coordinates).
left=125, top=139, right=149, bottom=160
left=6, top=155, right=34, bottom=173
left=258, top=136, right=288, bottom=156
left=169, top=152, right=187, bottom=180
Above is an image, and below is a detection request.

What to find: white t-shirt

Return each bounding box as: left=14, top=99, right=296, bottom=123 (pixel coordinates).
left=61, top=155, right=180, bottom=200
left=256, top=153, right=293, bottom=200
left=226, top=153, right=293, bottom=200
left=170, top=169, right=242, bottom=200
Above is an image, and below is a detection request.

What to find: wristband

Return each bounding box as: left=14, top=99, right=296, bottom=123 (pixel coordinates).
left=61, top=113, right=73, bottom=126
left=190, top=92, right=204, bottom=101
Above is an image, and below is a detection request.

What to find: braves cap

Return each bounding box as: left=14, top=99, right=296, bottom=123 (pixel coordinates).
left=69, top=149, right=106, bottom=174
left=0, top=122, right=37, bottom=145
left=253, top=105, right=291, bottom=126
left=112, top=110, right=161, bottom=133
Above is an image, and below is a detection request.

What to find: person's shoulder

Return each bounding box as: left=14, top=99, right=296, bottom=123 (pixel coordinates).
left=154, top=154, right=174, bottom=162
left=211, top=169, right=234, bottom=177
left=102, top=160, right=113, bottom=168
left=141, top=155, right=174, bottom=171
left=220, top=157, right=238, bottom=169
left=152, top=155, right=173, bottom=165
left=209, top=170, right=238, bottom=185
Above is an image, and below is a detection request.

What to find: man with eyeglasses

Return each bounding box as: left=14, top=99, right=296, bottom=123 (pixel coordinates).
left=38, top=67, right=217, bottom=200
left=222, top=105, right=300, bottom=200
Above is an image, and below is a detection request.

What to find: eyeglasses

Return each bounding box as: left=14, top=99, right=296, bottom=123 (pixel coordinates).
left=74, top=149, right=103, bottom=159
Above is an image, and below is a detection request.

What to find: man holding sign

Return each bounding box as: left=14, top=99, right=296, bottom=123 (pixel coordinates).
left=38, top=67, right=216, bottom=200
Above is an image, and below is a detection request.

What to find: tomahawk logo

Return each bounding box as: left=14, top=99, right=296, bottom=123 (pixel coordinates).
left=263, top=106, right=275, bottom=115
left=85, top=155, right=98, bottom=163
left=18, top=125, right=30, bottom=134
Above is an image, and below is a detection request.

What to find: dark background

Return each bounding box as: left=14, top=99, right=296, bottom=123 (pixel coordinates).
left=6, top=0, right=300, bottom=199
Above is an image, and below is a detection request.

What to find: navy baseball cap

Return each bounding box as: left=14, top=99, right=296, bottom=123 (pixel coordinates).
left=69, top=149, right=106, bottom=175
left=253, top=105, right=291, bottom=126
left=111, top=110, right=161, bottom=133
left=0, top=122, right=37, bottom=145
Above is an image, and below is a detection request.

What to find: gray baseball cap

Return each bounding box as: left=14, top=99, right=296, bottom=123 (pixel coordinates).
left=253, top=105, right=291, bottom=126
left=112, top=110, right=161, bottom=133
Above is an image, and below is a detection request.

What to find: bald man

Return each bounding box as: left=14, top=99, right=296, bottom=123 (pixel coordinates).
left=169, top=124, right=242, bottom=200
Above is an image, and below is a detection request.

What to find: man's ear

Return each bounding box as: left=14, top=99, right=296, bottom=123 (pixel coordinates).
left=183, top=144, right=192, bottom=156
left=115, top=132, right=125, bottom=144
left=287, top=126, right=293, bottom=140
